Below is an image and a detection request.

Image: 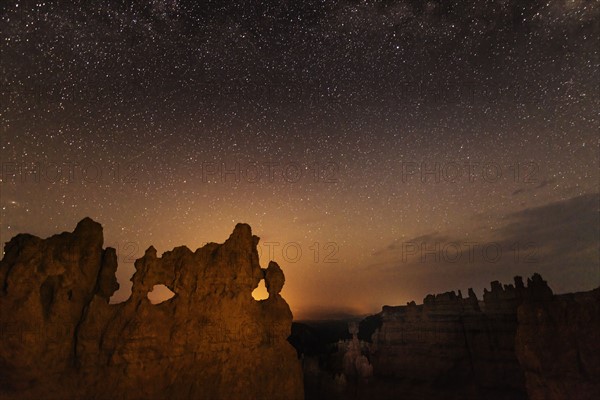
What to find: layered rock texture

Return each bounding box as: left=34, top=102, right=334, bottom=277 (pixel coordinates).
left=0, top=218, right=303, bottom=400
left=292, top=275, right=599, bottom=400
left=362, top=274, right=599, bottom=399
left=516, top=288, right=600, bottom=400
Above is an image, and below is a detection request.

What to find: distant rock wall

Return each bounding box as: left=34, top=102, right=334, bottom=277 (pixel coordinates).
left=367, top=274, right=598, bottom=399
left=515, top=288, right=600, bottom=400
left=0, top=218, right=303, bottom=400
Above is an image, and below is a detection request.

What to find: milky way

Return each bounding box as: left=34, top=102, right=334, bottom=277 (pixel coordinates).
left=1, top=0, right=598, bottom=318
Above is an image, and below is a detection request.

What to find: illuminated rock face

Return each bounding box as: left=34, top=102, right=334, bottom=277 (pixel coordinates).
left=0, top=218, right=303, bottom=400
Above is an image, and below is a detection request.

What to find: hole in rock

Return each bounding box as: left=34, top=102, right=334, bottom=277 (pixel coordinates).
left=109, top=265, right=134, bottom=304
left=147, top=284, right=175, bottom=304
left=252, top=279, right=269, bottom=301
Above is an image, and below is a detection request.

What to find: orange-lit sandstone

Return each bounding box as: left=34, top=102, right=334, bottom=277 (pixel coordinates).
left=0, top=218, right=303, bottom=400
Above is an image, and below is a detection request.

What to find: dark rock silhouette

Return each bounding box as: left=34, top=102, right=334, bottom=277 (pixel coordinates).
left=369, top=276, right=539, bottom=399
left=0, top=218, right=303, bottom=400
left=291, top=274, right=599, bottom=400
left=516, top=288, right=600, bottom=400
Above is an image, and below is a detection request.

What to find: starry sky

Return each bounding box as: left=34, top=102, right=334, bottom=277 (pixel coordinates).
left=1, top=0, right=599, bottom=319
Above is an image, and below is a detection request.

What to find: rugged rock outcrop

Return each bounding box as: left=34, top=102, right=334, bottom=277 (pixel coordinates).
left=363, top=274, right=598, bottom=399
left=292, top=274, right=599, bottom=400
left=368, top=277, right=534, bottom=399
left=0, top=218, right=304, bottom=400
left=341, top=322, right=373, bottom=380
left=515, top=288, right=600, bottom=400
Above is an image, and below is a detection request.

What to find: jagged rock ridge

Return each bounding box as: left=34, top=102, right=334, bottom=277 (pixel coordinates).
left=363, top=274, right=599, bottom=399
left=0, top=218, right=304, bottom=400
left=293, top=275, right=599, bottom=400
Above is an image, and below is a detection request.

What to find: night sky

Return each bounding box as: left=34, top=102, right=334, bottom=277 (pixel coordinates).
left=1, top=0, right=599, bottom=319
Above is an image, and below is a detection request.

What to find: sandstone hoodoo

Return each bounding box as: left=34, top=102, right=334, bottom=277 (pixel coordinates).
left=0, top=218, right=304, bottom=400
left=292, top=275, right=599, bottom=400
left=366, top=275, right=599, bottom=400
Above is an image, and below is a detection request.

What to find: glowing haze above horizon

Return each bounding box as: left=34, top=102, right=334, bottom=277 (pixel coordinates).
left=1, top=1, right=599, bottom=319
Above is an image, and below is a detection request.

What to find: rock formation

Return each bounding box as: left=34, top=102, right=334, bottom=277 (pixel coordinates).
left=364, top=274, right=598, bottom=399
left=0, top=218, right=304, bottom=400
left=369, top=276, right=533, bottom=399
left=341, top=322, right=373, bottom=380
left=291, top=274, right=599, bottom=400
left=516, top=288, right=600, bottom=400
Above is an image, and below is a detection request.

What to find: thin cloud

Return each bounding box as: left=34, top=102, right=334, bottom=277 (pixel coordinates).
left=368, top=193, right=600, bottom=294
